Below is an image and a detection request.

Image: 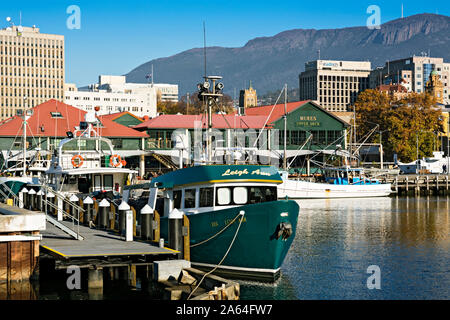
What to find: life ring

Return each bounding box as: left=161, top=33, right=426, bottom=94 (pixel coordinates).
left=110, top=154, right=122, bottom=167
left=71, top=155, right=84, bottom=168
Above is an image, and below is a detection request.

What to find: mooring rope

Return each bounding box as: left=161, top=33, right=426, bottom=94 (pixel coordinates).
left=190, top=211, right=243, bottom=248
left=187, top=211, right=245, bottom=300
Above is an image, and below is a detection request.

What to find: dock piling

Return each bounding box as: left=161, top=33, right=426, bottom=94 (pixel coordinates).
left=140, top=204, right=153, bottom=241
left=168, top=208, right=184, bottom=259
left=98, top=199, right=110, bottom=229
left=118, top=201, right=130, bottom=237
left=83, top=196, right=93, bottom=226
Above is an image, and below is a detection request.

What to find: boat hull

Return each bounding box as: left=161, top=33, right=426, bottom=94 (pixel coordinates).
left=278, top=179, right=392, bottom=199
left=160, top=200, right=299, bottom=281
left=0, top=177, right=35, bottom=197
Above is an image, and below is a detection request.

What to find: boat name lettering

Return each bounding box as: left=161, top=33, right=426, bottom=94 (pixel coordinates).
left=224, top=217, right=246, bottom=225
left=222, top=168, right=271, bottom=177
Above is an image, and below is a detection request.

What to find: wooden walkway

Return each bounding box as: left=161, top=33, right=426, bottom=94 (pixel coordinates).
left=380, top=174, right=450, bottom=195
left=40, top=221, right=177, bottom=268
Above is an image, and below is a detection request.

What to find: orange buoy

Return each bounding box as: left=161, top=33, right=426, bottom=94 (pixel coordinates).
left=110, top=154, right=122, bottom=167
left=71, top=155, right=84, bottom=168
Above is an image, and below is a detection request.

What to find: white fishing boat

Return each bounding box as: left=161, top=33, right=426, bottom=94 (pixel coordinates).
left=271, top=84, right=392, bottom=199
left=278, top=167, right=392, bottom=199
left=398, top=151, right=450, bottom=174
left=0, top=108, right=49, bottom=197
left=42, top=112, right=137, bottom=199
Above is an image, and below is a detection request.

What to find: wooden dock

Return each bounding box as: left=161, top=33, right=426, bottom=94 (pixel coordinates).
left=40, top=220, right=178, bottom=269
left=380, top=174, right=450, bottom=196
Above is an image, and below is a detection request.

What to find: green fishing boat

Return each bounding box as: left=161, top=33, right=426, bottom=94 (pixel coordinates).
left=126, top=164, right=299, bottom=281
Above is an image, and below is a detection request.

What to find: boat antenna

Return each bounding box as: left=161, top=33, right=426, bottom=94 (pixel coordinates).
left=203, top=21, right=207, bottom=79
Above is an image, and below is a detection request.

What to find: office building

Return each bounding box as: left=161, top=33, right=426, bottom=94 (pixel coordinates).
left=0, top=25, right=64, bottom=120
left=299, top=60, right=371, bottom=112
left=369, top=56, right=450, bottom=104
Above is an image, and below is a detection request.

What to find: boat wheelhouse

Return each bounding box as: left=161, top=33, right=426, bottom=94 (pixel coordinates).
left=44, top=121, right=137, bottom=199
left=123, top=164, right=299, bottom=281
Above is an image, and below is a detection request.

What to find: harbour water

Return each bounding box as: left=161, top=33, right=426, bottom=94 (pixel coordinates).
left=241, top=196, right=450, bottom=300
left=2, top=196, right=449, bottom=300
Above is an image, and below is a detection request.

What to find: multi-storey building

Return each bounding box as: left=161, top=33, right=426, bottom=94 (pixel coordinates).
left=64, top=75, right=159, bottom=118
left=298, top=60, right=371, bottom=112
left=152, top=83, right=179, bottom=103
left=369, top=56, right=450, bottom=104
left=0, top=25, right=64, bottom=120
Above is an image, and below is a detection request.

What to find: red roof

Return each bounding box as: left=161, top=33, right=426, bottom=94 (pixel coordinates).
left=100, top=111, right=144, bottom=122
left=134, top=114, right=272, bottom=130
left=0, top=99, right=148, bottom=138
left=244, top=100, right=310, bottom=124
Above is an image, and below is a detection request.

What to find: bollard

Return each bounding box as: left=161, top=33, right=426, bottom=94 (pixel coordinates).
left=19, top=188, right=28, bottom=209
left=98, top=199, right=110, bottom=229
left=46, top=191, right=55, bottom=216
left=140, top=204, right=154, bottom=241
left=69, top=194, right=79, bottom=219
left=118, top=201, right=130, bottom=236
left=168, top=208, right=184, bottom=258
left=28, top=189, right=36, bottom=210
left=125, top=209, right=133, bottom=242
left=36, top=190, right=43, bottom=212
left=159, top=238, right=165, bottom=248
left=83, top=196, right=94, bottom=226
left=57, top=196, right=64, bottom=221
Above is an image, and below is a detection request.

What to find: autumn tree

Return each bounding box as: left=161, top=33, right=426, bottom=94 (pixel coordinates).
left=355, top=89, right=444, bottom=163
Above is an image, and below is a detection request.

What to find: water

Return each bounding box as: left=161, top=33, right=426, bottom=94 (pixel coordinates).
left=2, top=196, right=448, bottom=300
left=240, top=196, right=450, bottom=300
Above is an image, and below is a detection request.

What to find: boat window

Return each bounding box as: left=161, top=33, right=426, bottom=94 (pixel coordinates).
left=68, top=176, right=77, bottom=185
left=199, top=187, right=213, bottom=207
left=249, top=186, right=277, bottom=204
left=103, top=175, right=113, bottom=191
left=217, top=187, right=231, bottom=206
left=184, top=189, right=196, bottom=208
left=233, top=187, right=247, bottom=205
left=94, top=175, right=101, bottom=191
left=173, top=190, right=182, bottom=209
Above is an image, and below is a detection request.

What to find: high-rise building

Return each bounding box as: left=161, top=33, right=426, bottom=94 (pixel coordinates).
left=0, top=25, right=64, bottom=120
left=369, top=56, right=450, bottom=104
left=298, top=60, right=371, bottom=112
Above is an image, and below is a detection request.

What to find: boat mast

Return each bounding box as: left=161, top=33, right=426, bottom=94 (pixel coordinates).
left=197, top=76, right=224, bottom=164
left=283, top=84, right=287, bottom=171
left=22, top=97, right=27, bottom=177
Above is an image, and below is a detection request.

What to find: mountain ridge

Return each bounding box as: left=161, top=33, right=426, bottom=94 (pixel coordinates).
left=125, top=13, right=450, bottom=96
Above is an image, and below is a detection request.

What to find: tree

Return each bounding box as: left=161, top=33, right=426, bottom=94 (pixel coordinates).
left=355, top=89, right=444, bottom=163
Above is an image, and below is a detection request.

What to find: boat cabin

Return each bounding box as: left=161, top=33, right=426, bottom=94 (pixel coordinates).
left=124, top=165, right=282, bottom=216
left=45, top=135, right=136, bottom=197
left=323, top=167, right=380, bottom=185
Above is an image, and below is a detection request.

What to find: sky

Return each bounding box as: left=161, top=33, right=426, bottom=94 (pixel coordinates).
left=1, top=0, right=449, bottom=86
